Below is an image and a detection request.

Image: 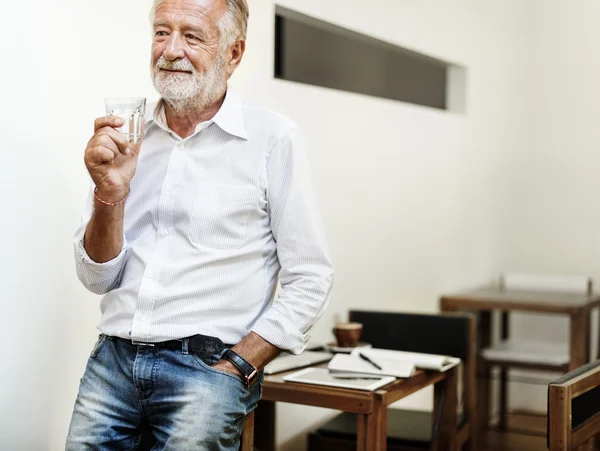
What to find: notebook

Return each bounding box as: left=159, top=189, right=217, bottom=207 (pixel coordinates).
left=328, top=353, right=416, bottom=378
left=264, top=351, right=333, bottom=375
left=350, top=348, right=461, bottom=372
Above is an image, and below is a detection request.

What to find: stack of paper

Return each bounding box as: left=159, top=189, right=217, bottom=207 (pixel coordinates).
left=328, top=353, right=416, bottom=378
left=352, top=348, right=461, bottom=372
left=327, top=348, right=461, bottom=379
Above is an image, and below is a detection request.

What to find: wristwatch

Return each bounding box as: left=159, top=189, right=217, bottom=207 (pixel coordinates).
left=221, top=349, right=258, bottom=385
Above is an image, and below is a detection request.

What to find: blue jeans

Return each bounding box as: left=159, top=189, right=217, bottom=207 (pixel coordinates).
left=66, top=335, right=263, bottom=450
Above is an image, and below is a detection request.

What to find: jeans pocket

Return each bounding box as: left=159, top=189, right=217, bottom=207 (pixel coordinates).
left=191, top=351, right=247, bottom=387
left=90, top=334, right=107, bottom=358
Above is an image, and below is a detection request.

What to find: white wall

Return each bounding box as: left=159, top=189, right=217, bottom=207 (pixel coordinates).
left=501, top=0, right=600, bottom=412
left=507, top=0, right=600, bottom=288
left=1, top=2, right=156, bottom=449
left=240, top=2, right=531, bottom=447
left=0, top=1, right=532, bottom=449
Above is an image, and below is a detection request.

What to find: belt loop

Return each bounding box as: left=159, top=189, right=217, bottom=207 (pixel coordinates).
left=182, top=338, right=189, bottom=355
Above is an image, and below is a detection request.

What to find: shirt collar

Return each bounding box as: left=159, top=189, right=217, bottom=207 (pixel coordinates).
left=145, top=88, right=248, bottom=140
left=210, top=89, right=248, bottom=140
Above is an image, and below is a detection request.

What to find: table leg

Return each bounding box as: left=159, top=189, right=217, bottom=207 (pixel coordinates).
left=356, top=397, right=386, bottom=451
left=254, top=400, right=275, bottom=451
left=596, top=306, right=600, bottom=361
left=584, top=308, right=592, bottom=364
left=499, top=311, right=509, bottom=430
left=570, top=308, right=590, bottom=371
left=433, top=365, right=458, bottom=451
left=367, top=395, right=386, bottom=451
left=241, top=410, right=254, bottom=451
left=356, top=414, right=367, bottom=451
left=478, top=311, right=492, bottom=438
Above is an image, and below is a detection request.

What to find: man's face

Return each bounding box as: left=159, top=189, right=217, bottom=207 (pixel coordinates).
left=151, top=0, right=229, bottom=105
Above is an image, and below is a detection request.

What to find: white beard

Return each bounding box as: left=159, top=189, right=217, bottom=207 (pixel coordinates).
left=152, top=53, right=227, bottom=114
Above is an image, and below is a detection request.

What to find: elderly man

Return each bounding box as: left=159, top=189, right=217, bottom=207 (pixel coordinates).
left=65, top=0, right=333, bottom=449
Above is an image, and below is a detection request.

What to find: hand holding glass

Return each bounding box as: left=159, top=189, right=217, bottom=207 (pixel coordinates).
left=104, top=97, right=146, bottom=144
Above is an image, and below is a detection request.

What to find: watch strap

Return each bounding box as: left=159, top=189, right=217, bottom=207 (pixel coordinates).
left=222, top=349, right=257, bottom=385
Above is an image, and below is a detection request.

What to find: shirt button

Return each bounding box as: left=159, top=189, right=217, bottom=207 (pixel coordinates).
left=167, top=185, right=173, bottom=192
left=160, top=229, right=169, bottom=236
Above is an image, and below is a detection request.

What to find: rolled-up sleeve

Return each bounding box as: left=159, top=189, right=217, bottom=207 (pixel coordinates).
left=73, top=185, right=129, bottom=295
left=251, top=128, right=334, bottom=354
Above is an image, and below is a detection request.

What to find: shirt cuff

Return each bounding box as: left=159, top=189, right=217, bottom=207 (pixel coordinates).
left=251, top=307, right=309, bottom=354
left=73, top=225, right=129, bottom=283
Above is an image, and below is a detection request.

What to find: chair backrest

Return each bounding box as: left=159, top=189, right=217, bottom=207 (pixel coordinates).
left=500, top=273, right=592, bottom=295
left=548, top=359, right=600, bottom=450
left=348, top=310, right=473, bottom=360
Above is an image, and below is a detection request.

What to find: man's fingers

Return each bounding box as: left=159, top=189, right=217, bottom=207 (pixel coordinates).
left=85, top=134, right=120, bottom=164
left=85, top=145, right=117, bottom=166
left=94, top=134, right=121, bottom=155
left=94, top=115, right=125, bottom=133
left=95, top=126, right=131, bottom=156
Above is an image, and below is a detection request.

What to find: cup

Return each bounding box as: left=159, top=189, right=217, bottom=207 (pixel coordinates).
left=104, top=97, right=146, bottom=144
left=333, top=322, right=363, bottom=348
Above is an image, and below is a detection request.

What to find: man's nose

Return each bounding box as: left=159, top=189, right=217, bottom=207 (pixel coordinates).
left=163, top=33, right=185, bottom=60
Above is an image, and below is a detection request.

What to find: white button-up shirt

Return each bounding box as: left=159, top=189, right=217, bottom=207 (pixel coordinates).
left=73, top=89, right=333, bottom=353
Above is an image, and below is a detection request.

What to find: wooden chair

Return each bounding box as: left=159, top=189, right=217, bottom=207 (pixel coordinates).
left=548, top=359, right=600, bottom=450
left=307, top=310, right=477, bottom=451
left=481, top=273, right=592, bottom=431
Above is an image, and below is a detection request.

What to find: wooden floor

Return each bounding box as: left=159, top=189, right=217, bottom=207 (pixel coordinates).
left=481, top=411, right=547, bottom=451
left=482, top=428, right=546, bottom=451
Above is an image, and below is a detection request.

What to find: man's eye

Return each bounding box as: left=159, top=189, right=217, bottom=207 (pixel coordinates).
left=155, top=31, right=168, bottom=37
left=185, top=34, right=200, bottom=41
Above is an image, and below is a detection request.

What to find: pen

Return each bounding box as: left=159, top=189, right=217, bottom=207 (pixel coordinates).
left=358, top=352, right=382, bottom=370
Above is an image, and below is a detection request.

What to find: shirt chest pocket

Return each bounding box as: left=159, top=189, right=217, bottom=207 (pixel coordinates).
left=188, top=185, right=257, bottom=249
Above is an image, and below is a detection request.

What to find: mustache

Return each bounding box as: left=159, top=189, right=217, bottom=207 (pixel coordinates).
left=156, top=56, right=195, bottom=72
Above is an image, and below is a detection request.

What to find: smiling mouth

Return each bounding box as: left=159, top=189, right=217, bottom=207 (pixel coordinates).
left=159, top=68, right=192, bottom=74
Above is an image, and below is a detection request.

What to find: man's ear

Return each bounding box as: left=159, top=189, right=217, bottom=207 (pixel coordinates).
left=226, top=39, right=246, bottom=78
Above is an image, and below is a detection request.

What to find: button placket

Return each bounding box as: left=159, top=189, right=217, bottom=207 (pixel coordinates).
left=155, top=142, right=181, bottom=239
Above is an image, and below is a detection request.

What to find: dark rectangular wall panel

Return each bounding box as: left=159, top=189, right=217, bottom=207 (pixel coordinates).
left=275, top=6, right=456, bottom=110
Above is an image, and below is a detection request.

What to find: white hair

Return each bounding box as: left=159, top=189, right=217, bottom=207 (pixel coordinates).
left=150, top=0, right=249, bottom=51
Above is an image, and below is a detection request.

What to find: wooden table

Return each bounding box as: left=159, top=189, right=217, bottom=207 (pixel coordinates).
left=440, top=286, right=600, bottom=434
left=253, top=362, right=459, bottom=451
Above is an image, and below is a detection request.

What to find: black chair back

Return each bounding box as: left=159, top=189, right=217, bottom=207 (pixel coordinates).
left=349, top=309, right=471, bottom=360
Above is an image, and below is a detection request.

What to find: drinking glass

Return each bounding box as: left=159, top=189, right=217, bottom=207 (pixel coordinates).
left=104, top=97, right=146, bottom=144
